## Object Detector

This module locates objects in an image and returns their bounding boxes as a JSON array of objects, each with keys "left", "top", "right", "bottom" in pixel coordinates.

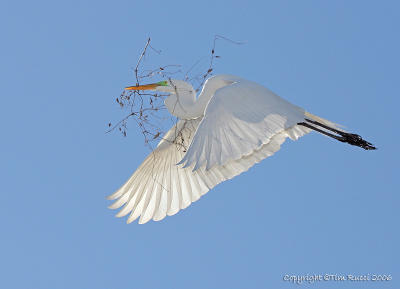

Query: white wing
[
  {"left": 179, "top": 80, "right": 310, "bottom": 171},
  {"left": 107, "top": 119, "right": 205, "bottom": 224},
  {"left": 107, "top": 82, "right": 320, "bottom": 224}
]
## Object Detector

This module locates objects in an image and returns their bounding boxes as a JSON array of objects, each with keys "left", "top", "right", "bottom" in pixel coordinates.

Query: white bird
[{"left": 108, "top": 74, "right": 375, "bottom": 224}]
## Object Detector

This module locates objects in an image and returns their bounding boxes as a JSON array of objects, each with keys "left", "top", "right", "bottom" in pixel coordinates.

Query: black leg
[
  {"left": 298, "top": 119, "right": 377, "bottom": 150},
  {"left": 297, "top": 122, "right": 343, "bottom": 141}
]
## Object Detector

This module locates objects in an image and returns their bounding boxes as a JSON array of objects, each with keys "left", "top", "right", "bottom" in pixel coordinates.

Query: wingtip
[
  {"left": 138, "top": 216, "right": 151, "bottom": 224},
  {"left": 115, "top": 210, "right": 128, "bottom": 218},
  {"left": 106, "top": 192, "right": 119, "bottom": 200},
  {"left": 126, "top": 212, "right": 141, "bottom": 224}
]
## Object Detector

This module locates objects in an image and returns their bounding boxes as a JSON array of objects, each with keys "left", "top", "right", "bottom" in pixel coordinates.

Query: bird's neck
[
  {"left": 165, "top": 75, "right": 238, "bottom": 119},
  {"left": 165, "top": 90, "right": 198, "bottom": 119},
  {"left": 192, "top": 83, "right": 216, "bottom": 116},
  {"left": 165, "top": 86, "right": 214, "bottom": 120},
  {"left": 187, "top": 78, "right": 228, "bottom": 118}
]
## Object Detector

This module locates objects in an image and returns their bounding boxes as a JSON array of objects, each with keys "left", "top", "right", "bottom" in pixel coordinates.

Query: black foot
[{"left": 337, "top": 132, "right": 376, "bottom": 150}]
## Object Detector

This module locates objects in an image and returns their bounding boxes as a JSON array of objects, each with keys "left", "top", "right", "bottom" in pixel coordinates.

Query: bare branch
[
  {"left": 134, "top": 37, "right": 151, "bottom": 85},
  {"left": 108, "top": 35, "right": 245, "bottom": 152}
]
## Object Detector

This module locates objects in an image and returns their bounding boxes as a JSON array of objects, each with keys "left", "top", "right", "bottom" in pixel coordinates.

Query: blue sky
[{"left": 1, "top": 0, "right": 399, "bottom": 288}]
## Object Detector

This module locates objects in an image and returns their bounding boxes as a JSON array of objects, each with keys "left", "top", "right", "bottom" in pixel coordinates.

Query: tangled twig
[{"left": 107, "top": 36, "right": 244, "bottom": 151}]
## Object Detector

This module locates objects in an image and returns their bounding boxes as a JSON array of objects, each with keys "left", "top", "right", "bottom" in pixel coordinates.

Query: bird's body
[{"left": 108, "top": 74, "right": 375, "bottom": 224}]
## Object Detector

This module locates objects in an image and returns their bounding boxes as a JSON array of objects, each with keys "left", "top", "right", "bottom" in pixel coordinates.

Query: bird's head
[
  {"left": 125, "top": 79, "right": 194, "bottom": 95},
  {"left": 125, "top": 79, "right": 197, "bottom": 119}
]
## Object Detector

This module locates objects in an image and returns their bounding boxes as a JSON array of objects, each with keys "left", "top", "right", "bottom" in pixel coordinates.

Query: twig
[
  {"left": 108, "top": 35, "right": 244, "bottom": 151},
  {"left": 134, "top": 38, "right": 151, "bottom": 85}
]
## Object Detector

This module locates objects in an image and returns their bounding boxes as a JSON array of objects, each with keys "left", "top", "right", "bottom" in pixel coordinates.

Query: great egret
[{"left": 108, "top": 74, "right": 375, "bottom": 224}]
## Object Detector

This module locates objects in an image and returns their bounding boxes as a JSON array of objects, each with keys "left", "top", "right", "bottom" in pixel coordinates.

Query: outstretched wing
[
  {"left": 108, "top": 117, "right": 311, "bottom": 224},
  {"left": 107, "top": 86, "right": 314, "bottom": 224},
  {"left": 107, "top": 119, "right": 204, "bottom": 224},
  {"left": 179, "top": 80, "right": 309, "bottom": 171}
]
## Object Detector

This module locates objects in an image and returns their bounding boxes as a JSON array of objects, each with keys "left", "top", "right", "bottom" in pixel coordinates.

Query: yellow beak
[{"left": 125, "top": 83, "right": 159, "bottom": 91}]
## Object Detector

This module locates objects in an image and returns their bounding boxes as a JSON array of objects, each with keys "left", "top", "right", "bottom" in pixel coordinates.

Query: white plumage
[{"left": 108, "top": 74, "right": 368, "bottom": 224}]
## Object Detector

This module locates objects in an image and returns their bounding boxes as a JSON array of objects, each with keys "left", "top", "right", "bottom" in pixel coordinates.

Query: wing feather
[
  {"left": 116, "top": 155, "right": 159, "bottom": 217},
  {"left": 167, "top": 148, "right": 180, "bottom": 215},
  {"left": 138, "top": 160, "right": 161, "bottom": 224},
  {"left": 151, "top": 149, "right": 170, "bottom": 221},
  {"left": 127, "top": 163, "right": 155, "bottom": 223},
  {"left": 165, "top": 144, "right": 174, "bottom": 214}
]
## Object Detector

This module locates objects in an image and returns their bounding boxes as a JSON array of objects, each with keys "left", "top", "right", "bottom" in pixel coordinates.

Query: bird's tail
[
  {"left": 304, "top": 112, "right": 343, "bottom": 131},
  {"left": 299, "top": 112, "right": 376, "bottom": 150}
]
